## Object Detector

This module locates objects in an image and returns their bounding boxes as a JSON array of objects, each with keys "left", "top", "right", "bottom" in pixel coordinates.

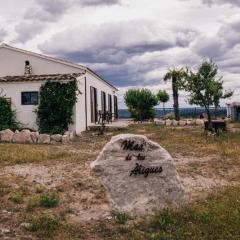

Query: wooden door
[
  {"left": 101, "top": 91, "right": 106, "bottom": 114},
  {"left": 114, "top": 96, "right": 118, "bottom": 119},
  {"left": 90, "top": 86, "right": 98, "bottom": 123},
  {"left": 108, "top": 94, "right": 112, "bottom": 114}
]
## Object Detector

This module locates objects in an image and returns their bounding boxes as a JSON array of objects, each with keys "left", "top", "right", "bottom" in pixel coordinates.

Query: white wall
[
  {"left": 0, "top": 47, "right": 85, "bottom": 76},
  {"left": 0, "top": 81, "right": 42, "bottom": 130},
  {"left": 0, "top": 47, "right": 118, "bottom": 134},
  {"left": 85, "top": 72, "right": 117, "bottom": 126}
]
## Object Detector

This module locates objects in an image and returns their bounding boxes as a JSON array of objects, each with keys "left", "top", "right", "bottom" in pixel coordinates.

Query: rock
[
  {"left": 172, "top": 120, "right": 179, "bottom": 126},
  {"left": 12, "top": 131, "right": 33, "bottom": 144},
  {"left": 91, "top": 134, "right": 186, "bottom": 215},
  {"left": 62, "top": 135, "right": 70, "bottom": 144},
  {"left": 196, "top": 119, "right": 204, "bottom": 126},
  {"left": 20, "top": 222, "right": 32, "bottom": 229},
  {"left": 21, "top": 129, "right": 31, "bottom": 134},
  {"left": 165, "top": 119, "right": 172, "bottom": 126},
  {"left": 69, "top": 132, "right": 75, "bottom": 141},
  {"left": 1, "top": 228, "right": 10, "bottom": 233},
  {"left": 64, "top": 131, "right": 70, "bottom": 137},
  {"left": 31, "top": 132, "right": 39, "bottom": 144},
  {"left": 179, "top": 120, "right": 187, "bottom": 126},
  {"left": 155, "top": 120, "right": 165, "bottom": 126},
  {"left": 38, "top": 134, "right": 50, "bottom": 144},
  {"left": 0, "top": 129, "right": 14, "bottom": 142},
  {"left": 186, "top": 120, "right": 193, "bottom": 126},
  {"left": 51, "top": 134, "right": 62, "bottom": 142},
  {"left": 15, "top": 130, "right": 19, "bottom": 134},
  {"left": 50, "top": 140, "right": 58, "bottom": 145}
]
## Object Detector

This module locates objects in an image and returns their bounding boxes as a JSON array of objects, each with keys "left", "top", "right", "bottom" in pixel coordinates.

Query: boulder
[
  {"left": 196, "top": 119, "right": 204, "bottom": 126},
  {"left": 62, "top": 135, "right": 70, "bottom": 144},
  {"left": 186, "top": 120, "right": 193, "bottom": 126},
  {"left": 50, "top": 140, "right": 58, "bottom": 145},
  {"left": 31, "top": 132, "right": 39, "bottom": 144},
  {"left": 172, "top": 120, "right": 179, "bottom": 126},
  {"left": 179, "top": 120, "right": 187, "bottom": 126},
  {"left": 51, "top": 134, "right": 62, "bottom": 142},
  {"left": 12, "top": 131, "right": 33, "bottom": 144},
  {"left": 21, "top": 129, "right": 31, "bottom": 134},
  {"left": 64, "top": 131, "right": 70, "bottom": 137},
  {"left": 69, "top": 132, "right": 75, "bottom": 141},
  {"left": 165, "top": 119, "right": 172, "bottom": 126},
  {"left": 91, "top": 134, "right": 186, "bottom": 215},
  {"left": 38, "top": 134, "right": 50, "bottom": 144},
  {"left": 0, "top": 129, "right": 14, "bottom": 142},
  {"left": 155, "top": 120, "right": 165, "bottom": 126}
]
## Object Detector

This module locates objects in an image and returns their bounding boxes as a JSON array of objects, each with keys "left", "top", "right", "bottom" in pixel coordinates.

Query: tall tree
[
  {"left": 157, "top": 90, "right": 169, "bottom": 115},
  {"left": 184, "top": 60, "right": 233, "bottom": 127},
  {"left": 164, "top": 68, "right": 185, "bottom": 121}
]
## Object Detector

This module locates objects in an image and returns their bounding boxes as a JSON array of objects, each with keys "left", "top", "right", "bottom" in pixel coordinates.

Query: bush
[
  {"left": 36, "top": 80, "right": 78, "bottom": 134},
  {"left": 0, "top": 97, "right": 19, "bottom": 130},
  {"left": 39, "top": 194, "right": 59, "bottom": 208},
  {"left": 124, "top": 89, "right": 158, "bottom": 121}
]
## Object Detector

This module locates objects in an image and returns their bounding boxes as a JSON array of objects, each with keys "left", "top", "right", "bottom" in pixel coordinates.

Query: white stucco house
[{"left": 0, "top": 43, "right": 118, "bottom": 135}]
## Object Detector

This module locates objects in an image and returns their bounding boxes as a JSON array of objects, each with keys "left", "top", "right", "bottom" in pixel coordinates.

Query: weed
[
  {"left": 27, "top": 196, "right": 40, "bottom": 211},
  {"left": 35, "top": 184, "right": 45, "bottom": 194},
  {"left": 113, "top": 212, "right": 130, "bottom": 225},
  {"left": 0, "top": 181, "right": 10, "bottom": 197},
  {"left": 39, "top": 194, "right": 59, "bottom": 208},
  {"left": 9, "top": 191, "right": 24, "bottom": 204},
  {"left": 28, "top": 214, "right": 60, "bottom": 237}
]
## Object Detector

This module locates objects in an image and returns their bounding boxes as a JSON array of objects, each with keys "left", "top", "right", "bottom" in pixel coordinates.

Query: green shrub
[
  {"left": 124, "top": 89, "right": 158, "bottom": 121},
  {"left": 39, "top": 194, "right": 59, "bottom": 208},
  {"left": 36, "top": 80, "right": 78, "bottom": 134},
  {"left": 0, "top": 97, "right": 19, "bottom": 130}
]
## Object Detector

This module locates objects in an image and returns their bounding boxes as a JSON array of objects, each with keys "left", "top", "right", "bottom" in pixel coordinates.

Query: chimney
[{"left": 24, "top": 60, "right": 32, "bottom": 76}]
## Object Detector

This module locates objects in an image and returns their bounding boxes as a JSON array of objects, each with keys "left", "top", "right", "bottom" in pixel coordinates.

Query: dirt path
[{"left": 1, "top": 153, "right": 239, "bottom": 224}]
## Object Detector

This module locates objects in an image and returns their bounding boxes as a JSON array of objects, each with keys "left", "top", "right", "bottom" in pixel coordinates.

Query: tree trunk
[
  {"left": 172, "top": 78, "right": 180, "bottom": 121},
  {"left": 206, "top": 107, "right": 212, "bottom": 131},
  {"left": 214, "top": 105, "right": 217, "bottom": 118},
  {"left": 163, "top": 102, "right": 165, "bottom": 116}
]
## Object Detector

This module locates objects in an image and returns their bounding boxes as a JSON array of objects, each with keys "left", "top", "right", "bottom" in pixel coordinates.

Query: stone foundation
[{"left": 0, "top": 129, "right": 75, "bottom": 144}]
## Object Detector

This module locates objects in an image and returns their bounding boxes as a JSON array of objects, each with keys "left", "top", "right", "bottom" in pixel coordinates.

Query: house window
[{"left": 21, "top": 92, "right": 39, "bottom": 105}]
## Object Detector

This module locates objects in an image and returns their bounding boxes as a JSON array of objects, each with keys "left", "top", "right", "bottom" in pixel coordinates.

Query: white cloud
[{"left": 0, "top": 0, "right": 239, "bottom": 107}]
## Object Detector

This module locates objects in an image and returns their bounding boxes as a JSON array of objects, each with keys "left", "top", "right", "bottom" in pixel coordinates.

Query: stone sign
[{"left": 90, "top": 134, "right": 186, "bottom": 215}]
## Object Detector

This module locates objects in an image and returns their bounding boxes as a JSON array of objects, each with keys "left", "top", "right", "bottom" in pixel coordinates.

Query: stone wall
[
  {"left": 154, "top": 119, "right": 205, "bottom": 126},
  {"left": 0, "top": 129, "right": 75, "bottom": 144}
]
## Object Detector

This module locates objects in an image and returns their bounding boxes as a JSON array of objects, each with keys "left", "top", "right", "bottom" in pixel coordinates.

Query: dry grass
[{"left": 0, "top": 124, "right": 240, "bottom": 239}]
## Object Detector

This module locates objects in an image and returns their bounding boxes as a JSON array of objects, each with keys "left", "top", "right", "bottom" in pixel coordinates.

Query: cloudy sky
[{"left": 0, "top": 0, "right": 240, "bottom": 108}]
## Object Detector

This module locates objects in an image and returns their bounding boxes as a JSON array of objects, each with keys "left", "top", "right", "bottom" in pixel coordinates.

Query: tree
[
  {"left": 0, "top": 97, "right": 19, "bottom": 130},
  {"left": 124, "top": 89, "right": 158, "bottom": 121},
  {"left": 164, "top": 68, "right": 185, "bottom": 121},
  {"left": 157, "top": 90, "right": 169, "bottom": 115},
  {"left": 184, "top": 60, "right": 233, "bottom": 127}
]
